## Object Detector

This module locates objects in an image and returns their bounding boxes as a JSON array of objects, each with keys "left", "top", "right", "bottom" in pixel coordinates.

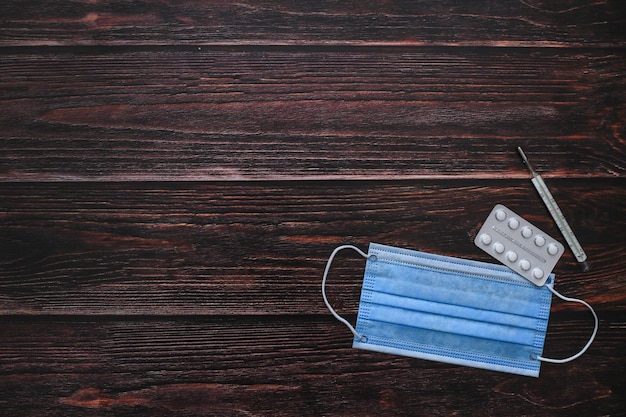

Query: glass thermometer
[{"left": 517, "top": 147, "right": 591, "bottom": 272}]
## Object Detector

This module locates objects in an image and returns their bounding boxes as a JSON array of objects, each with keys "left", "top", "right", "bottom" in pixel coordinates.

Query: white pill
[
  {"left": 506, "top": 251, "right": 518, "bottom": 262},
  {"left": 475, "top": 204, "right": 565, "bottom": 286},
  {"left": 547, "top": 243, "right": 559, "bottom": 256},
  {"left": 521, "top": 226, "right": 533, "bottom": 238},
  {"left": 493, "top": 242, "right": 505, "bottom": 254},
  {"left": 519, "top": 259, "right": 531, "bottom": 271},
  {"left": 534, "top": 235, "right": 546, "bottom": 247}
]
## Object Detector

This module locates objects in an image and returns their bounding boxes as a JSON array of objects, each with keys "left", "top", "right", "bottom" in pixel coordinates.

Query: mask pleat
[{"left": 353, "top": 243, "right": 553, "bottom": 377}]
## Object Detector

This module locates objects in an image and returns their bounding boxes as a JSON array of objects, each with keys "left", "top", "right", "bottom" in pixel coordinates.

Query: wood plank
[
  {"left": 0, "top": 316, "right": 624, "bottom": 416},
  {"left": 1, "top": 180, "right": 624, "bottom": 315},
  {"left": 0, "top": 0, "right": 624, "bottom": 47},
  {"left": 2, "top": 1, "right": 624, "bottom": 416},
  {"left": 1, "top": 48, "right": 625, "bottom": 181}
]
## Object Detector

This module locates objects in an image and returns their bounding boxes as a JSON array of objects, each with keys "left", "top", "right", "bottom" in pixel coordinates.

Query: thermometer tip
[
  {"left": 580, "top": 260, "right": 592, "bottom": 272},
  {"left": 517, "top": 147, "right": 528, "bottom": 163},
  {"left": 517, "top": 146, "right": 537, "bottom": 177}
]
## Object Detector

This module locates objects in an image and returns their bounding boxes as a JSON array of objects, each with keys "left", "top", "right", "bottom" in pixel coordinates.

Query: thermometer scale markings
[{"left": 517, "top": 147, "right": 590, "bottom": 271}]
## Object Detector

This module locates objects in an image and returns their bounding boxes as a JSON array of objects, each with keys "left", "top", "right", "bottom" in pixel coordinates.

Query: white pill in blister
[
  {"left": 534, "top": 235, "right": 546, "bottom": 247},
  {"left": 506, "top": 251, "right": 518, "bottom": 262},
  {"left": 493, "top": 242, "right": 505, "bottom": 254},
  {"left": 521, "top": 226, "right": 533, "bottom": 238},
  {"left": 547, "top": 243, "right": 559, "bottom": 256},
  {"left": 474, "top": 205, "right": 565, "bottom": 287},
  {"left": 519, "top": 259, "right": 531, "bottom": 271},
  {"left": 508, "top": 218, "right": 520, "bottom": 230}
]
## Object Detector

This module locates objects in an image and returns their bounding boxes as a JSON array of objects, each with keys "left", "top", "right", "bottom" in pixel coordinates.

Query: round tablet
[
  {"left": 508, "top": 218, "right": 520, "bottom": 230},
  {"left": 547, "top": 243, "right": 559, "bottom": 256},
  {"left": 479, "top": 233, "right": 492, "bottom": 245},
  {"left": 532, "top": 268, "right": 544, "bottom": 280},
  {"left": 521, "top": 226, "right": 533, "bottom": 238},
  {"left": 495, "top": 209, "right": 506, "bottom": 221},
  {"left": 534, "top": 235, "right": 546, "bottom": 247},
  {"left": 493, "top": 242, "right": 505, "bottom": 254},
  {"left": 506, "top": 251, "right": 518, "bottom": 262},
  {"left": 519, "top": 259, "right": 531, "bottom": 271}
]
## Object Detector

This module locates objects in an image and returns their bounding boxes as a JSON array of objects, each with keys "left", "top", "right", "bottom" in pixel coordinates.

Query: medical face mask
[{"left": 322, "top": 243, "right": 597, "bottom": 377}]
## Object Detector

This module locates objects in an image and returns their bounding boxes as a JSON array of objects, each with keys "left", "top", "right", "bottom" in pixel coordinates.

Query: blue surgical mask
[{"left": 322, "top": 243, "right": 597, "bottom": 377}]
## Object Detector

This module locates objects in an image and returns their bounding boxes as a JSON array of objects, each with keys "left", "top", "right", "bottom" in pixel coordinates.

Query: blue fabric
[{"left": 352, "top": 243, "right": 553, "bottom": 377}]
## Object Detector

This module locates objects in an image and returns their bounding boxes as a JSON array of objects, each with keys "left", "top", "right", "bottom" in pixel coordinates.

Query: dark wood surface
[{"left": 1, "top": 1, "right": 625, "bottom": 416}]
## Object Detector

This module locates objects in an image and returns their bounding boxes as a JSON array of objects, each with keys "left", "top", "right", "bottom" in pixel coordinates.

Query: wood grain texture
[
  {"left": 1, "top": 180, "right": 624, "bottom": 315},
  {"left": 2, "top": 0, "right": 626, "bottom": 416},
  {"left": 0, "top": 0, "right": 624, "bottom": 47},
  {"left": 0, "top": 317, "right": 624, "bottom": 417},
  {"left": 1, "top": 48, "right": 624, "bottom": 181}
]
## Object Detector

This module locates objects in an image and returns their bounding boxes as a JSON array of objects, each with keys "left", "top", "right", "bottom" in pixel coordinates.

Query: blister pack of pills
[{"left": 474, "top": 204, "right": 564, "bottom": 286}]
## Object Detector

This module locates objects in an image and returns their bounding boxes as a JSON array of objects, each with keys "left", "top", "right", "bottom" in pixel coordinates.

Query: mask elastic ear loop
[
  {"left": 321, "top": 245, "right": 370, "bottom": 342},
  {"left": 534, "top": 286, "right": 599, "bottom": 364}
]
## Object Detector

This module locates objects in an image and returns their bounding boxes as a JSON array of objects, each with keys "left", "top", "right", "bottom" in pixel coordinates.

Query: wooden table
[{"left": 1, "top": 1, "right": 625, "bottom": 415}]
